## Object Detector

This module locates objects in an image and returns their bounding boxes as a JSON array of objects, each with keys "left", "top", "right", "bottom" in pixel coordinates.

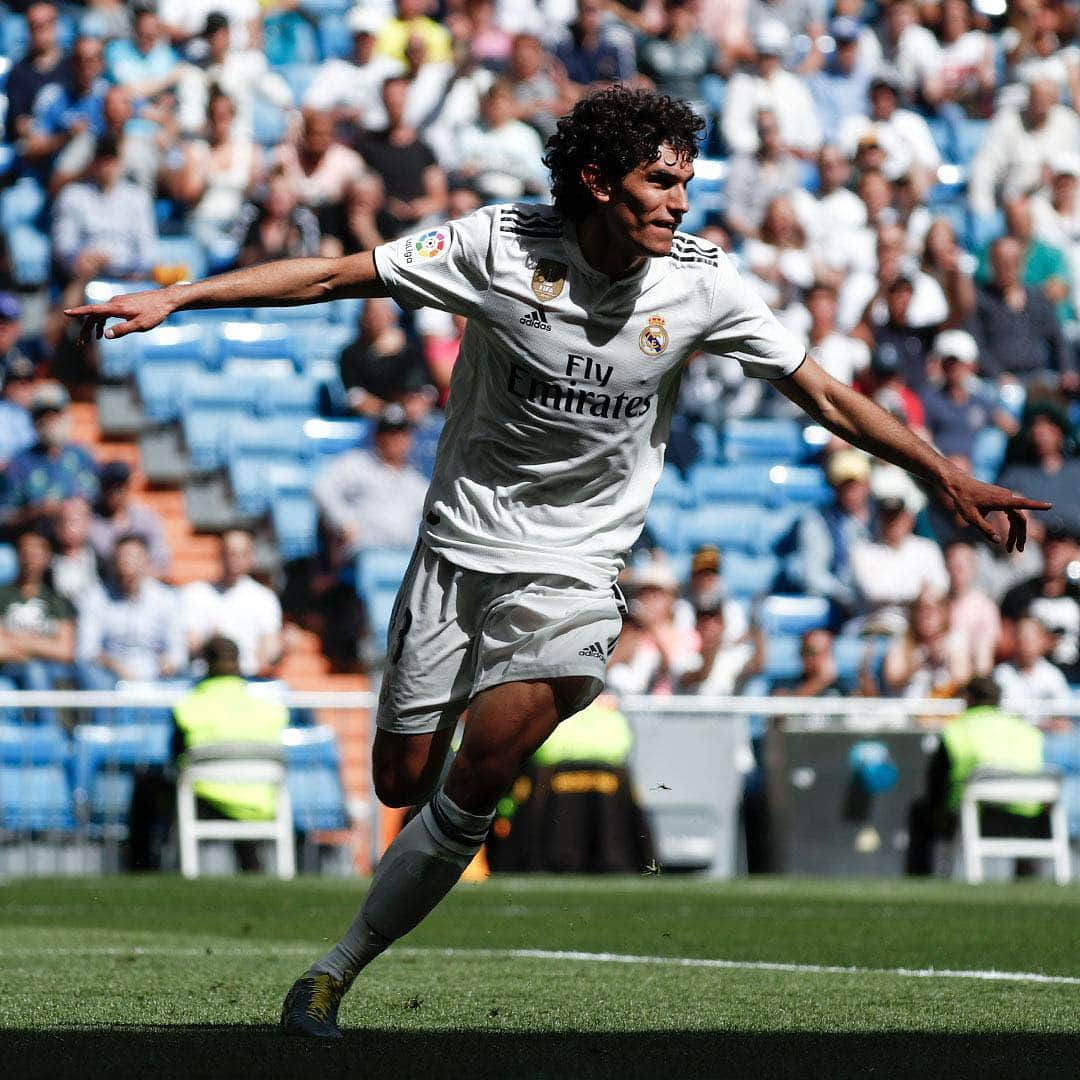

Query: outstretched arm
[
  {"left": 65, "top": 250, "right": 389, "bottom": 343},
  {"left": 773, "top": 355, "right": 1051, "bottom": 551}
]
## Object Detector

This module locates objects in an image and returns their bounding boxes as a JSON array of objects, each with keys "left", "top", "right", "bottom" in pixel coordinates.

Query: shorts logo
[
  {"left": 531, "top": 259, "right": 566, "bottom": 302},
  {"left": 578, "top": 641, "right": 606, "bottom": 660},
  {"left": 414, "top": 229, "right": 449, "bottom": 259},
  {"left": 520, "top": 306, "right": 551, "bottom": 331},
  {"left": 638, "top": 315, "right": 669, "bottom": 357}
]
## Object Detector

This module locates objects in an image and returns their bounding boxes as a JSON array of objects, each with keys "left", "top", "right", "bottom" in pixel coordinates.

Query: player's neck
[{"left": 575, "top": 216, "right": 647, "bottom": 280}]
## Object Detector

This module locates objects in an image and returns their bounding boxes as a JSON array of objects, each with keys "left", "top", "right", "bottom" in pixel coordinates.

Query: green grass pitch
[{"left": 1, "top": 874, "right": 1077, "bottom": 1078}]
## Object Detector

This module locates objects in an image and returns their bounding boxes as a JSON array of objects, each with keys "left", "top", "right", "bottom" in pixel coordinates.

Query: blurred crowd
[{"left": 1, "top": 0, "right": 1080, "bottom": 707}]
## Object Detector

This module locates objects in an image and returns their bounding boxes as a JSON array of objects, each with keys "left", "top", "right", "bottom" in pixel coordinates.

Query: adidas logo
[
  {"left": 578, "top": 641, "right": 606, "bottom": 660},
  {"left": 519, "top": 307, "right": 551, "bottom": 331}
]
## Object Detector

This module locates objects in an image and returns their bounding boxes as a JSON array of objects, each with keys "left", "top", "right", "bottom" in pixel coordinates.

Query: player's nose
[{"left": 669, "top": 184, "right": 690, "bottom": 216}]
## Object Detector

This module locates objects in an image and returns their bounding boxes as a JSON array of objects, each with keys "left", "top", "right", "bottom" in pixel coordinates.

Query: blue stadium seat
[
  {"left": 229, "top": 458, "right": 314, "bottom": 517},
  {"left": 272, "top": 494, "right": 319, "bottom": 560},
  {"left": 644, "top": 502, "right": 683, "bottom": 552},
  {"left": 283, "top": 726, "right": 349, "bottom": 831},
  {"left": 152, "top": 236, "right": 207, "bottom": 282},
  {"left": 317, "top": 15, "right": 353, "bottom": 60},
  {"left": 293, "top": 323, "right": 354, "bottom": 369},
  {"left": 225, "top": 415, "right": 311, "bottom": 465},
  {"left": 0, "top": 724, "right": 74, "bottom": 831},
  {"left": 280, "top": 62, "right": 320, "bottom": 101},
  {"left": 8, "top": 224, "right": 50, "bottom": 286},
  {"left": 327, "top": 297, "right": 365, "bottom": 324},
  {"left": 762, "top": 635, "right": 802, "bottom": 682},
  {"left": 251, "top": 305, "right": 331, "bottom": 324},
  {"left": 252, "top": 98, "right": 288, "bottom": 146},
  {"left": 356, "top": 548, "right": 413, "bottom": 604},
  {"left": 367, "top": 586, "right": 399, "bottom": 654},
  {"left": 971, "top": 426, "right": 1008, "bottom": 483},
  {"left": 222, "top": 357, "right": 297, "bottom": 380},
  {"left": 723, "top": 552, "right": 779, "bottom": 598},
  {"left": 409, "top": 414, "right": 445, "bottom": 478},
  {"left": 216, "top": 321, "right": 294, "bottom": 361},
  {"left": 181, "top": 375, "right": 263, "bottom": 470},
  {"left": 769, "top": 465, "right": 831, "bottom": 507},
  {"left": 72, "top": 724, "right": 171, "bottom": 832},
  {"left": 136, "top": 359, "right": 206, "bottom": 422},
  {"left": 0, "top": 544, "right": 16, "bottom": 587},
  {"left": 953, "top": 117, "right": 988, "bottom": 165},
  {"left": 680, "top": 503, "right": 771, "bottom": 555},
  {"left": 303, "top": 417, "right": 371, "bottom": 456},
  {"left": 722, "top": 419, "right": 806, "bottom": 464},
  {"left": 299, "top": 0, "right": 352, "bottom": 16},
  {"left": 691, "top": 422, "right": 721, "bottom": 464},
  {"left": 141, "top": 323, "right": 209, "bottom": 364},
  {"left": 261, "top": 376, "right": 321, "bottom": 416},
  {"left": 0, "top": 177, "right": 46, "bottom": 230},
  {"left": 757, "top": 595, "right": 830, "bottom": 637},
  {"left": 833, "top": 636, "right": 888, "bottom": 686},
  {"left": 689, "top": 463, "right": 774, "bottom": 506},
  {"left": 652, "top": 464, "right": 694, "bottom": 508}
]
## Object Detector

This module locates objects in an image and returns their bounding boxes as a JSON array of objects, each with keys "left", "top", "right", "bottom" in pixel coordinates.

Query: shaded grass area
[{"left": 0, "top": 876, "right": 1077, "bottom": 1078}]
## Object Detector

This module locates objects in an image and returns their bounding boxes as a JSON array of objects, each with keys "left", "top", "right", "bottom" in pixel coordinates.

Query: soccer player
[{"left": 67, "top": 88, "right": 1048, "bottom": 1039}]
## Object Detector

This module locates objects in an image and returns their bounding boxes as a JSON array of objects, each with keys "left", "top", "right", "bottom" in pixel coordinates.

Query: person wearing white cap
[
  {"left": 721, "top": 19, "right": 821, "bottom": 156},
  {"left": 1031, "top": 152, "right": 1080, "bottom": 317},
  {"left": 921, "top": 329, "right": 1018, "bottom": 463},
  {"left": 302, "top": 9, "right": 405, "bottom": 129}
]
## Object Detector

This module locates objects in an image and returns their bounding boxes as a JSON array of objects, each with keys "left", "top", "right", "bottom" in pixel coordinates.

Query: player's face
[{"left": 610, "top": 144, "right": 694, "bottom": 259}]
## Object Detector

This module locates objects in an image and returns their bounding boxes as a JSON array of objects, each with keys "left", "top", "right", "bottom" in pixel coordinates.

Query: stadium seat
[
  {"left": 181, "top": 375, "right": 263, "bottom": 470},
  {"left": 721, "top": 419, "right": 806, "bottom": 464},
  {"left": 691, "top": 422, "right": 721, "bottom": 464},
  {"left": 680, "top": 503, "right": 771, "bottom": 555},
  {"left": 356, "top": 548, "right": 414, "bottom": 604},
  {"left": 216, "top": 321, "right": 294, "bottom": 361},
  {"left": 261, "top": 376, "right": 321, "bottom": 416},
  {"left": 303, "top": 417, "right": 371, "bottom": 456},
  {"left": 225, "top": 415, "right": 312, "bottom": 465},
  {"left": 136, "top": 359, "right": 206, "bottom": 422},
  {"left": 282, "top": 725, "right": 350, "bottom": 832},
  {"left": 644, "top": 501, "right": 683, "bottom": 552},
  {"left": 252, "top": 98, "right": 288, "bottom": 146},
  {"left": 8, "top": 224, "right": 50, "bottom": 286},
  {"left": 152, "top": 236, "right": 207, "bottom": 282},
  {"left": 0, "top": 724, "right": 74, "bottom": 831},
  {"left": 317, "top": 14, "right": 352, "bottom": 60},
  {"left": 328, "top": 297, "right": 365, "bottom": 324},
  {"left": 722, "top": 552, "right": 779, "bottom": 598},
  {"left": 222, "top": 357, "right": 296, "bottom": 380},
  {"left": 761, "top": 635, "right": 802, "bottom": 682},
  {"left": 689, "top": 463, "right": 774, "bottom": 506},
  {"left": 971, "top": 426, "right": 1008, "bottom": 483},
  {"left": 367, "top": 585, "right": 400, "bottom": 653},
  {"left": 0, "top": 544, "right": 16, "bottom": 587},
  {"left": 251, "top": 305, "right": 330, "bottom": 324},
  {"left": 0, "top": 176, "right": 46, "bottom": 230},
  {"left": 769, "top": 465, "right": 831, "bottom": 507},
  {"left": 651, "top": 464, "right": 694, "bottom": 509},
  {"left": 280, "top": 62, "right": 320, "bottom": 101},
  {"left": 409, "top": 414, "right": 445, "bottom": 478},
  {"left": 757, "top": 595, "right": 830, "bottom": 637},
  {"left": 71, "top": 724, "right": 171, "bottom": 833},
  {"left": 272, "top": 494, "right": 319, "bottom": 560}
]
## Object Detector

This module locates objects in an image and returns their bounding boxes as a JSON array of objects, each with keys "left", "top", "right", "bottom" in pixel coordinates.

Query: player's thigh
[
  {"left": 371, "top": 725, "right": 456, "bottom": 808},
  {"left": 443, "top": 676, "right": 592, "bottom": 814}
]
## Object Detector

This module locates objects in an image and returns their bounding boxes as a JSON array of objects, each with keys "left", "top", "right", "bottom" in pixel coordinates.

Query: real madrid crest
[
  {"left": 531, "top": 259, "right": 566, "bottom": 302},
  {"left": 638, "top": 315, "right": 669, "bottom": 357}
]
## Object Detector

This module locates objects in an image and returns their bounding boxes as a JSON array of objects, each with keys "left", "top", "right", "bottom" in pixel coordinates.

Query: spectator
[
  {"left": 1032, "top": 152, "right": 1080, "bottom": 317},
  {"left": 451, "top": 81, "right": 547, "bottom": 201},
  {"left": 170, "top": 89, "right": 260, "bottom": 255},
  {"left": 743, "top": 195, "right": 816, "bottom": 314},
  {"left": 860, "top": 345, "right": 927, "bottom": 436},
  {"left": 88, "top": 461, "right": 170, "bottom": 577},
  {"left": 129, "top": 634, "right": 289, "bottom": 872},
  {"left": 555, "top": 0, "right": 633, "bottom": 88},
  {"left": 994, "top": 614, "right": 1071, "bottom": 717},
  {"left": 785, "top": 448, "right": 873, "bottom": 622},
  {"left": 4, "top": 2, "right": 71, "bottom": 146},
  {"left": 319, "top": 175, "right": 396, "bottom": 258},
  {"left": 376, "top": 0, "right": 453, "bottom": 66},
  {"left": 673, "top": 543, "right": 749, "bottom": 644},
  {"left": 996, "top": 405, "right": 1080, "bottom": 539},
  {"left": 724, "top": 110, "right": 803, "bottom": 240},
  {"left": 0, "top": 526, "right": 76, "bottom": 695},
  {"left": 51, "top": 133, "right": 158, "bottom": 299},
  {"left": 24, "top": 35, "right": 108, "bottom": 175},
  {"left": 159, "top": 0, "right": 261, "bottom": 50},
  {"left": 182, "top": 529, "right": 282, "bottom": 677},
  {"left": 105, "top": 7, "right": 183, "bottom": 102},
  {"left": 850, "top": 486, "right": 949, "bottom": 636},
  {"left": 232, "top": 170, "right": 322, "bottom": 268},
  {"left": 799, "top": 281, "right": 870, "bottom": 387},
  {"left": 924, "top": 0, "right": 996, "bottom": 118},
  {"left": 338, "top": 298, "right": 434, "bottom": 420},
  {"left": 979, "top": 192, "right": 1074, "bottom": 323},
  {"left": 273, "top": 109, "right": 367, "bottom": 229},
  {"left": 76, "top": 533, "right": 186, "bottom": 687},
  {"left": 503, "top": 32, "right": 571, "bottom": 142},
  {"left": 919, "top": 217, "right": 977, "bottom": 327},
  {"left": 464, "top": 0, "right": 512, "bottom": 68},
  {"left": 637, "top": 0, "right": 718, "bottom": 115},
  {"left": 808, "top": 16, "right": 873, "bottom": 143},
  {"left": 355, "top": 76, "right": 449, "bottom": 238},
  {"left": 770, "top": 628, "right": 844, "bottom": 697},
  {"left": 312, "top": 405, "right": 429, "bottom": 557},
  {"left": 1000, "top": 521, "right": 1080, "bottom": 682},
  {"left": 921, "top": 330, "right": 1017, "bottom": 461},
  {"left": 792, "top": 145, "right": 867, "bottom": 270},
  {"left": 302, "top": 9, "right": 404, "bottom": 130},
  {"left": 883, "top": 590, "right": 971, "bottom": 698},
  {"left": 722, "top": 20, "right": 820, "bottom": 157},
  {"left": 945, "top": 538, "right": 1001, "bottom": 676},
  {"left": 839, "top": 72, "right": 941, "bottom": 197},
  {"left": 973, "top": 236, "right": 1073, "bottom": 389},
  {"left": 177, "top": 12, "right": 294, "bottom": 138},
  {"left": 878, "top": 0, "right": 942, "bottom": 100},
  {"left": 906, "top": 675, "right": 1050, "bottom": 877},
  {"left": 0, "top": 384, "right": 99, "bottom": 530},
  {"left": 0, "top": 306, "right": 37, "bottom": 470},
  {"left": 677, "top": 592, "right": 762, "bottom": 695},
  {"left": 51, "top": 495, "right": 102, "bottom": 609},
  {"left": 968, "top": 78, "right": 1080, "bottom": 220}
]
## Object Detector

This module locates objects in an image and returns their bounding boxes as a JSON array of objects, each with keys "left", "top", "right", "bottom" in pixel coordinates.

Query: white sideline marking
[{"left": 1, "top": 944, "right": 1077, "bottom": 987}]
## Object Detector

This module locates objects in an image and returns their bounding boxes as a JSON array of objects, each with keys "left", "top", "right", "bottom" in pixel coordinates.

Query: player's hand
[
  {"left": 935, "top": 470, "right": 1051, "bottom": 552},
  {"left": 65, "top": 288, "right": 178, "bottom": 347}
]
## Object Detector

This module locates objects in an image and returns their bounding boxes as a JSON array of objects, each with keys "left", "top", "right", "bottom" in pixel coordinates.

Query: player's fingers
[
  {"left": 63, "top": 303, "right": 110, "bottom": 317},
  {"left": 1005, "top": 508, "right": 1027, "bottom": 553},
  {"left": 962, "top": 502, "right": 1000, "bottom": 545},
  {"left": 103, "top": 318, "right": 141, "bottom": 340},
  {"left": 1001, "top": 496, "right": 1053, "bottom": 512}
]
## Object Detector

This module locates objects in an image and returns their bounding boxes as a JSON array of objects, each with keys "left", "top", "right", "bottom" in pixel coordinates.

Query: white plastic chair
[
  {"left": 177, "top": 742, "right": 295, "bottom": 880},
  {"left": 960, "top": 769, "right": 1070, "bottom": 885}
]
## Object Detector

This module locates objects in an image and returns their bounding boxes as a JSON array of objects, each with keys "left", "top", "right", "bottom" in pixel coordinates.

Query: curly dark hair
[{"left": 543, "top": 86, "right": 705, "bottom": 223}]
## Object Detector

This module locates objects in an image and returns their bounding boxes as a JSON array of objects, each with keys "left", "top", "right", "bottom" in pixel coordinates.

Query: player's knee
[{"left": 373, "top": 766, "right": 435, "bottom": 808}]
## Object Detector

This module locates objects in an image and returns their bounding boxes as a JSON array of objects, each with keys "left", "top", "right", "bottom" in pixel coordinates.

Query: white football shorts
[{"left": 375, "top": 541, "right": 625, "bottom": 734}]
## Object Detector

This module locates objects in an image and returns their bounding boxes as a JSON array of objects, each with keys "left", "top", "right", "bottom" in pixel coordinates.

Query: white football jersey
[{"left": 373, "top": 203, "right": 805, "bottom": 587}]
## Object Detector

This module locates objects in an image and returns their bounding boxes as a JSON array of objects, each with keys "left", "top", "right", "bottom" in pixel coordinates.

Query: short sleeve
[
  {"left": 698, "top": 253, "right": 807, "bottom": 379},
  {"left": 372, "top": 206, "right": 496, "bottom": 317}
]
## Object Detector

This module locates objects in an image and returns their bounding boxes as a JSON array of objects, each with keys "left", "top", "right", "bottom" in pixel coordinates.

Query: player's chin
[{"left": 640, "top": 227, "right": 677, "bottom": 257}]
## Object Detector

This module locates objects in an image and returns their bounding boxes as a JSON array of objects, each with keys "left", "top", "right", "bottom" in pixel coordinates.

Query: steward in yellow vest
[
  {"left": 173, "top": 636, "right": 288, "bottom": 822},
  {"left": 907, "top": 675, "right": 1050, "bottom": 876}
]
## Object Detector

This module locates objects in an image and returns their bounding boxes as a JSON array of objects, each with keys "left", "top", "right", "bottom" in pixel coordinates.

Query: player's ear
[{"left": 580, "top": 163, "right": 612, "bottom": 205}]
